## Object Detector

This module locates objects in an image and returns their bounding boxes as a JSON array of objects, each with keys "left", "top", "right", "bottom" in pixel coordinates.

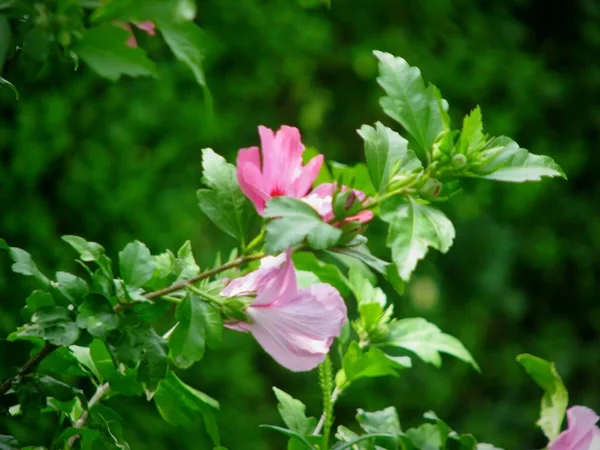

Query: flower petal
[
  {"left": 253, "top": 249, "right": 297, "bottom": 306},
  {"left": 550, "top": 406, "right": 600, "bottom": 450},
  {"left": 237, "top": 147, "right": 270, "bottom": 214},
  {"left": 245, "top": 282, "right": 347, "bottom": 371},
  {"left": 290, "top": 154, "right": 324, "bottom": 198},
  {"left": 136, "top": 21, "right": 156, "bottom": 36},
  {"left": 220, "top": 253, "right": 287, "bottom": 298}
]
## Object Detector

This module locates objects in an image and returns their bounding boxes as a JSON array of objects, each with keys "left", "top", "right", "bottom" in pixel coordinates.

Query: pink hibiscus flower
[
  {"left": 302, "top": 182, "right": 374, "bottom": 224},
  {"left": 550, "top": 406, "right": 600, "bottom": 450},
  {"left": 236, "top": 126, "right": 324, "bottom": 215},
  {"left": 220, "top": 250, "right": 347, "bottom": 371}
]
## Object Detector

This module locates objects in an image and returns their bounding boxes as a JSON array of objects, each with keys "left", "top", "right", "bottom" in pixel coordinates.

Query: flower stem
[
  {"left": 315, "top": 357, "right": 338, "bottom": 448},
  {"left": 187, "top": 285, "right": 223, "bottom": 306}
]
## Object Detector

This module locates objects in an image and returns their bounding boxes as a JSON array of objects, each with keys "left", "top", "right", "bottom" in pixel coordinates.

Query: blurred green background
[{"left": 1, "top": 0, "right": 599, "bottom": 448}]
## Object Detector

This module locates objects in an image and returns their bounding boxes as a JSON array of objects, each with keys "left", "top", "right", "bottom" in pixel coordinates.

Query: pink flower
[
  {"left": 550, "top": 406, "right": 600, "bottom": 450},
  {"left": 115, "top": 21, "right": 156, "bottom": 48},
  {"left": 237, "top": 126, "right": 324, "bottom": 215},
  {"left": 220, "top": 250, "right": 347, "bottom": 371},
  {"left": 302, "top": 183, "right": 374, "bottom": 224}
]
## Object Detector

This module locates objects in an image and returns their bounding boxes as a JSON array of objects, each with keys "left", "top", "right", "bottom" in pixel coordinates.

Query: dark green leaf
[
  {"left": 90, "top": 403, "right": 130, "bottom": 449},
  {"left": 374, "top": 50, "right": 443, "bottom": 158},
  {"left": 23, "top": 290, "right": 55, "bottom": 320},
  {"left": 154, "top": 371, "right": 220, "bottom": 445},
  {"left": 272, "top": 387, "right": 312, "bottom": 435},
  {"left": 19, "top": 306, "right": 80, "bottom": 346},
  {"left": 358, "top": 122, "right": 421, "bottom": 193},
  {"left": 169, "top": 295, "right": 213, "bottom": 369},
  {"left": 383, "top": 318, "right": 479, "bottom": 371},
  {"left": 76, "top": 25, "right": 157, "bottom": 81},
  {"left": 516, "top": 353, "right": 568, "bottom": 441},
  {"left": 0, "top": 76, "right": 18, "bottom": 100},
  {"left": 119, "top": 240, "right": 155, "bottom": 288},
  {"left": 264, "top": 197, "right": 342, "bottom": 253},
  {"left": 197, "top": 148, "right": 258, "bottom": 244},
  {"left": 56, "top": 271, "right": 89, "bottom": 304},
  {"left": 90, "top": 339, "right": 143, "bottom": 396},
  {"left": 159, "top": 20, "right": 206, "bottom": 86},
  {"left": 76, "top": 294, "right": 120, "bottom": 338},
  {"left": 22, "top": 27, "right": 50, "bottom": 62},
  {"left": 0, "top": 16, "right": 10, "bottom": 71},
  {"left": 92, "top": 0, "right": 195, "bottom": 23},
  {"left": 381, "top": 197, "right": 455, "bottom": 281},
  {"left": 38, "top": 375, "right": 81, "bottom": 401}
]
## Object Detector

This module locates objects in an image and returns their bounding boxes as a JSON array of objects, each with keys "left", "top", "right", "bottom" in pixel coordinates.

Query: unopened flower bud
[
  {"left": 451, "top": 153, "right": 468, "bottom": 169},
  {"left": 419, "top": 178, "right": 442, "bottom": 199}
]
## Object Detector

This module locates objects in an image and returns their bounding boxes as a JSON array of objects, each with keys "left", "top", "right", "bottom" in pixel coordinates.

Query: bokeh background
[{"left": 1, "top": 0, "right": 599, "bottom": 448}]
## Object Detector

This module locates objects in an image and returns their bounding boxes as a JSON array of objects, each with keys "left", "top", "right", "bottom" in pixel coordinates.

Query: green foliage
[
  {"left": 197, "top": 148, "right": 258, "bottom": 245},
  {"left": 517, "top": 354, "right": 568, "bottom": 442},
  {"left": 272, "top": 387, "right": 315, "bottom": 435},
  {"left": 119, "top": 241, "right": 156, "bottom": 288},
  {"left": 382, "top": 318, "right": 479, "bottom": 371},
  {"left": 159, "top": 21, "right": 207, "bottom": 87},
  {"left": 76, "top": 25, "right": 157, "bottom": 81},
  {"left": 264, "top": 197, "right": 342, "bottom": 253},
  {"left": 76, "top": 294, "right": 119, "bottom": 338},
  {"left": 338, "top": 342, "right": 410, "bottom": 387},
  {"left": 92, "top": 0, "right": 196, "bottom": 24},
  {"left": 18, "top": 306, "right": 80, "bottom": 346},
  {"left": 154, "top": 371, "right": 220, "bottom": 445},
  {"left": 0, "top": 240, "right": 49, "bottom": 287},
  {"left": 380, "top": 197, "right": 455, "bottom": 281}
]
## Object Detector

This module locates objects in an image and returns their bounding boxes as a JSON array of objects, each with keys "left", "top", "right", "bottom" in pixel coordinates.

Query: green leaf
[
  {"left": 470, "top": 136, "right": 565, "bottom": 182},
  {"left": 358, "top": 122, "right": 421, "bottom": 193},
  {"left": 272, "top": 387, "right": 312, "bottom": 435},
  {"left": 197, "top": 148, "right": 258, "bottom": 245},
  {"left": 90, "top": 339, "right": 143, "bottom": 396},
  {"left": 76, "top": 294, "right": 120, "bottom": 338},
  {"left": 62, "top": 235, "right": 105, "bottom": 262},
  {"left": 56, "top": 271, "right": 89, "bottom": 304},
  {"left": 174, "top": 240, "right": 200, "bottom": 282},
  {"left": 381, "top": 197, "right": 455, "bottom": 281},
  {"left": 457, "top": 106, "right": 485, "bottom": 156},
  {"left": 0, "top": 435, "right": 20, "bottom": 450},
  {"left": 23, "top": 290, "right": 55, "bottom": 320},
  {"left": 516, "top": 353, "right": 568, "bottom": 442},
  {"left": 90, "top": 403, "right": 130, "bottom": 449},
  {"left": 1, "top": 243, "right": 50, "bottom": 286},
  {"left": 331, "top": 433, "right": 399, "bottom": 450},
  {"left": 154, "top": 371, "right": 220, "bottom": 445},
  {"left": 119, "top": 240, "right": 155, "bottom": 288},
  {"left": 0, "top": 16, "right": 10, "bottom": 71},
  {"left": 169, "top": 294, "right": 223, "bottom": 369},
  {"left": 356, "top": 407, "right": 402, "bottom": 435},
  {"left": 70, "top": 345, "right": 102, "bottom": 380},
  {"left": 339, "top": 342, "right": 410, "bottom": 387},
  {"left": 292, "top": 252, "right": 350, "bottom": 297},
  {"left": 159, "top": 20, "right": 206, "bottom": 86},
  {"left": 374, "top": 50, "right": 443, "bottom": 158},
  {"left": 22, "top": 27, "right": 50, "bottom": 62},
  {"left": 264, "top": 197, "right": 342, "bottom": 253},
  {"left": 38, "top": 375, "right": 82, "bottom": 402},
  {"left": 0, "top": 76, "right": 18, "bottom": 99},
  {"left": 259, "top": 426, "right": 315, "bottom": 450},
  {"left": 383, "top": 318, "right": 479, "bottom": 371},
  {"left": 331, "top": 236, "right": 387, "bottom": 275},
  {"left": 92, "top": 0, "right": 196, "bottom": 23},
  {"left": 18, "top": 306, "right": 80, "bottom": 346},
  {"left": 76, "top": 25, "right": 157, "bottom": 81},
  {"left": 329, "top": 162, "right": 376, "bottom": 196},
  {"left": 406, "top": 423, "right": 443, "bottom": 450}
]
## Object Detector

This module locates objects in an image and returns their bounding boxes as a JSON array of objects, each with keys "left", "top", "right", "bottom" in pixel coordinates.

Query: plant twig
[
  {"left": 66, "top": 382, "right": 111, "bottom": 448},
  {"left": 0, "top": 342, "right": 58, "bottom": 395}
]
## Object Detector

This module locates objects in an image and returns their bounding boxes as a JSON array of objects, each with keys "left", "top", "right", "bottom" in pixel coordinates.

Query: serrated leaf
[
  {"left": 76, "top": 294, "right": 119, "bottom": 338},
  {"left": 457, "top": 106, "right": 485, "bottom": 156},
  {"left": 516, "top": 354, "right": 568, "bottom": 442},
  {"left": 56, "top": 272, "right": 89, "bottom": 304},
  {"left": 119, "top": 241, "right": 155, "bottom": 288},
  {"left": 76, "top": 25, "right": 157, "bottom": 81},
  {"left": 358, "top": 122, "right": 421, "bottom": 193},
  {"left": 197, "top": 148, "right": 258, "bottom": 245},
  {"left": 383, "top": 318, "right": 479, "bottom": 371},
  {"left": 19, "top": 306, "right": 80, "bottom": 346},
  {"left": 174, "top": 241, "right": 200, "bottom": 282},
  {"left": 154, "top": 371, "right": 220, "bottom": 445},
  {"left": 381, "top": 197, "right": 455, "bottom": 281},
  {"left": 470, "top": 136, "right": 565, "bottom": 182},
  {"left": 272, "top": 387, "right": 312, "bottom": 435},
  {"left": 159, "top": 20, "right": 206, "bottom": 86},
  {"left": 374, "top": 50, "right": 443, "bottom": 158},
  {"left": 1, "top": 243, "right": 49, "bottom": 286},
  {"left": 264, "top": 197, "right": 342, "bottom": 253}
]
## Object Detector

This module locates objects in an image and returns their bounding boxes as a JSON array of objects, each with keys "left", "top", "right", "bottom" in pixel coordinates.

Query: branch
[
  {"left": 67, "top": 382, "right": 111, "bottom": 448},
  {"left": 0, "top": 342, "right": 58, "bottom": 395}
]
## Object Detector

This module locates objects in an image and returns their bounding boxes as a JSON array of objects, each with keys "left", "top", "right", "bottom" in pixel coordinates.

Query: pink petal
[
  {"left": 136, "top": 21, "right": 156, "bottom": 36},
  {"left": 245, "top": 282, "right": 347, "bottom": 371},
  {"left": 126, "top": 35, "right": 138, "bottom": 48},
  {"left": 289, "top": 154, "right": 324, "bottom": 198},
  {"left": 254, "top": 249, "right": 297, "bottom": 306},
  {"left": 258, "top": 126, "right": 277, "bottom": 186},
  {"left": 237, "top": 147, "right": 269, "bottom": 214},
  {"left": 220, "top": 253, "right": 287, "bottom": 298},
  {"left": 550, "top": 406, "right": 600, "bottom": 450}
]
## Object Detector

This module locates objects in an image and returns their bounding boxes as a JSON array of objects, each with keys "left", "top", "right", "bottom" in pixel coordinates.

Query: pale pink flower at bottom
[
  {"left": 220, "top": 250, "right": 347, "bottom": 372},
  {"left": 549, "top": 406, "right": 600, "bottom": 450},
  {"left": 302, "top": 182, "right": 374, "bottom": 224}
]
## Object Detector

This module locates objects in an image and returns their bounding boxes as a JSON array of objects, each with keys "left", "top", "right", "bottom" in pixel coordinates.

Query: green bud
[
  {"left": 451, "top": 153, "right": 468, "bottom": 169},
  {"left": 419, "top": 178, "right": 442, "bottom": 199},
  {"left": 222, "top": 296, "right": 252, "bottom": 322}
]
